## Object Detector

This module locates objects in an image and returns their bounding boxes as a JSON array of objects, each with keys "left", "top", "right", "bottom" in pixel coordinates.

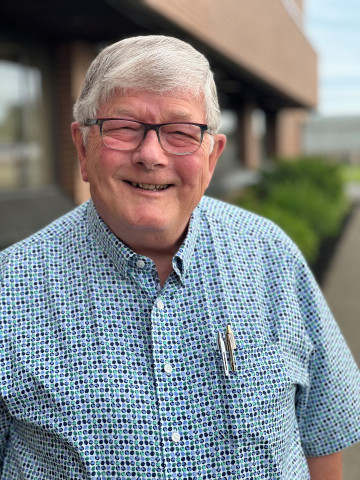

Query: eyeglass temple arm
[{"left": 83, "top": 119, "right": 99, "bottom": 126}]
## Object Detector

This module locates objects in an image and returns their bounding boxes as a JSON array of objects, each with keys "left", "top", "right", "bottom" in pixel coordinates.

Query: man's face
[{"left": 72, "top": 90, "right": 226, "bottom": 249}]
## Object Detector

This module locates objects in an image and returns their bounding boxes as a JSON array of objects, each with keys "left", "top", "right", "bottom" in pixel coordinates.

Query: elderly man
[{"left": 0, "top": 35, "right": 359, "bottom": 480}]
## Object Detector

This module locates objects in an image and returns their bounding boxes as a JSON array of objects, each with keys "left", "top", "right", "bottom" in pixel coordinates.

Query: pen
[
  {"left": 218, "top": 332, "right": 229, "bottom": 377},
  {"left": 226, "top": 324, "right": 236, "bottom": 373}
]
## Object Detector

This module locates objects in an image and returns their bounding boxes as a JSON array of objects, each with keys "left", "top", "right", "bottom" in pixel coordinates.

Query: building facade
[{"left": 0, "top": 0, "right": 317, "bottom": 248}]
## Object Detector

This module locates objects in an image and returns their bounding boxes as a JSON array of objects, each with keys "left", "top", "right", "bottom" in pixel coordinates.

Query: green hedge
[{"left": 233, "top": 157, "right": 350, "bottom": 264}]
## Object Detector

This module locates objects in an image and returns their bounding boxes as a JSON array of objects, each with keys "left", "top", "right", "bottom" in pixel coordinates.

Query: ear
[
  {"left": 206, "top": 133, "right": 226, "bottom": 187},
  {"left": 71, "top": 122, "right": 90, "bottom": 183}
]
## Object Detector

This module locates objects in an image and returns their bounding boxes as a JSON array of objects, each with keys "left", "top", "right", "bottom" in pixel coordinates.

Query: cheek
[
  {"left": 90, "top": 148, "right": 120, "bottom": 177},
  {"left": 191, "top": 163, "right": 212, "bottom": 191},
  {"left": 98, "top": 146, "right": 115, "bottom": 167},
  {"left": 179, "top": 155, "right": 210, "bottom": 187},
  {"left": 85, "top": 152, "right": 112, "bottom": 189}
]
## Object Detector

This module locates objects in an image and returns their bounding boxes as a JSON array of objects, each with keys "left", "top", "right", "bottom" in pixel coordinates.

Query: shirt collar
[
  {"left": 87, "top": 199, "right": 201, "bottom": 282},
  {"left": 87, "top": 201, "right": 137, "bottom": 276},
  {"left": 171, "top": 204, "right": 201, "bottom": 281}
]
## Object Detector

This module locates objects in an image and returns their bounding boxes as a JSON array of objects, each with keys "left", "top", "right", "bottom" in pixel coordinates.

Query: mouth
[{"left": 127, "top": 181, "right": 170, "bottom": 192}]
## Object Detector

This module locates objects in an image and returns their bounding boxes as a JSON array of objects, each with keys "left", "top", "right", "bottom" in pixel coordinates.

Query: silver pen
[
  {"left": 218, "top": 332, "right": 229, "bottom": 377},
  {"left": 226, "top": 324, "right": 237, "bottom": 373}
]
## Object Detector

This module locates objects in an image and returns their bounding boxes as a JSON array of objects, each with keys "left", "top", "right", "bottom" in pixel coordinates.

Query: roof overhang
[{"left": 1, "top": 0, "right": 317, "bottom": 111}]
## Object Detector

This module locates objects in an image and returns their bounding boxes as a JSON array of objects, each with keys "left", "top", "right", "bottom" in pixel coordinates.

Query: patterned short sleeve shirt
[{"left": 1, "top": 196, "right": 359, "bottom": 479}]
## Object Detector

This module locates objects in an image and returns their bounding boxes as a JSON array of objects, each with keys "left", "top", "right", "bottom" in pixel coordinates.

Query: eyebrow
[
  {"left": 170, "top": 111, "right": 196, "bottom": 121},
  {"left": 112, "top": 109, "right": 136, "bottom": 118},
  {"left": 111, "top": 109, "right": 198, "bottom": 123}
]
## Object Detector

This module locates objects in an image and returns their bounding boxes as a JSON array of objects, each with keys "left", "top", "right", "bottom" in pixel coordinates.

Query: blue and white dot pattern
[{"left": 1, "top": 196, "right": 359, "bottom": 479}]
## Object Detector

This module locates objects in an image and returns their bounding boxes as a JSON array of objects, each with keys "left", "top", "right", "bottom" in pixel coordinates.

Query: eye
[
  {"left": 103, "top": 120, "right": 142, "bottom": 137},
  {"left": 162, "top": 124, "right": 200, "bottom": 141},
  {"left": 173, "top": 130, "right": 194, "bottom": 138}
]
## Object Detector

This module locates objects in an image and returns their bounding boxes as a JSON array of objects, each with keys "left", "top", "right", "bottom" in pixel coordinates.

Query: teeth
[{"left": 130, "top": 182, "right": 168, "bottom": 191}]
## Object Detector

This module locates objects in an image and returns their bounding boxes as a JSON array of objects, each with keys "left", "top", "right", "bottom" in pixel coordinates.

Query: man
[{"left": 0, "top": 35, "right": 359, "bottom": 480}]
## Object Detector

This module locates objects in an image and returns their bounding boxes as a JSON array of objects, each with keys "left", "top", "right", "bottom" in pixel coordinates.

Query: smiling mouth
[{"left": 128, "top": 182, "right": 170, "bottom": 192}]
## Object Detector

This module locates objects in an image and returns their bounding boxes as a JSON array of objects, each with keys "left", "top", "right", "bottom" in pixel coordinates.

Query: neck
[
  {"left": 93, "top": 201, "right": 189, "bottom": 286},
  {"left": 141, "top": 247, "right": 176, "bottom": 287},
  {"left": 114, "top": 226, "right": 187, "bottom": 287},
  {"left": 129, "top": 233, "right": 185, "bottom": 287}
]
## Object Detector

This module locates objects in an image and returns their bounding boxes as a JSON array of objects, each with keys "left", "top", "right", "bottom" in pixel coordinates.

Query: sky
[{"left": 304, "top": 0, "right": 360, "bottom": 116}]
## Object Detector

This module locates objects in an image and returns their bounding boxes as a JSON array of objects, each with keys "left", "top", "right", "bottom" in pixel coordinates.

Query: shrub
[
  {"left": 233, "top": 157, "right": 350, "bottom": 264},
  {"left": 258, "top": 157, "right": 344, "bottom": 202},
  {"left": 266, "top": 180, "right": 347, "bottom": 238}
]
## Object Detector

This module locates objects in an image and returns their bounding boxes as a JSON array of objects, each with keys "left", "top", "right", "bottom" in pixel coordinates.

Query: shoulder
[
  {"left": 198, "top": 196, "right": 302, "bottom": 260},
  {"left": 0, "top": 202, "right": 90, "bottom": 273}
]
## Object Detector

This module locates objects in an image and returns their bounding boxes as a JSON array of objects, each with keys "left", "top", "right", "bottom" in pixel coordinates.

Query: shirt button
[
  {"left": 136, "top": 259, "right": 145, "bottom": 269},
  {"left": 156, "top": 299, "right": 165, "bottom": 310},
  {"left": 164, "top": 363, "right": 173, "bottom": 374},
  {"left": 171, "top": 432, "right": 181, "bottom": 443}
]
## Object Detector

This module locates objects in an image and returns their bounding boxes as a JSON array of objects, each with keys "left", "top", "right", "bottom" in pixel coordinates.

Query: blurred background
[{"left": 0, "top": 0, "right": 359, "bottom": 476}]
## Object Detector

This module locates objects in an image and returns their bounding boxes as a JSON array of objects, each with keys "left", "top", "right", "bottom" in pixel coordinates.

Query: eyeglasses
[{"left": 84, "top": 118, "right": 208, "bottom": 155}]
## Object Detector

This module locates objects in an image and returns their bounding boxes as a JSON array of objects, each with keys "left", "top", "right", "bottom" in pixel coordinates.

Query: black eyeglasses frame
[{"left": 83, "top": 118, "right": 209, "bottom": 155}]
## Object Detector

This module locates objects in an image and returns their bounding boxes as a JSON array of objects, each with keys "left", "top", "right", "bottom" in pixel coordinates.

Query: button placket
[{"left": 150, "top": 295, "right": 182, "bottom": 476}]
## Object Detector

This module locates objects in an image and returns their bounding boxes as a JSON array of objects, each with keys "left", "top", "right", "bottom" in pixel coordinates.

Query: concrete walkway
[{"left": 322, "top": 202, "right": 360, "bottom": 480}]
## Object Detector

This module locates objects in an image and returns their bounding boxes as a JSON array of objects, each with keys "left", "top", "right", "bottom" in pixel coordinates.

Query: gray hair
[{"left": 73, "top": 35, "right": 221, "bottom": 136}]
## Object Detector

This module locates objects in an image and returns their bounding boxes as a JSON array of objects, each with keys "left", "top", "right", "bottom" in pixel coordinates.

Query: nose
[{"left": 132, "top": 129, "right": 169, "bottom": 169}]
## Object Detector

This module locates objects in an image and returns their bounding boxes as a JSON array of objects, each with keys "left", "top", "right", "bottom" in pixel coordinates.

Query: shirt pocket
[{"left": 214, "top": 343, "right": 295, "bottom": 450}]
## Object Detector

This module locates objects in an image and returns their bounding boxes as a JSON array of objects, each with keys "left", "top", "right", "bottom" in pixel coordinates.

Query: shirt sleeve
[
  {"left": 0, "top": 260, "right": 12, "bottom": 470},
  {"left": 0, "top": 398, "right": 11, "bottom": 472},
  {"left": 294, "top": 259, "right": 360, "bottom": 456}
]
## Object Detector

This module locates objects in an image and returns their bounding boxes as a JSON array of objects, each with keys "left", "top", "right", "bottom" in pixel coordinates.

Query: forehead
[{"left": 98, "top": 89, "right": 206, "bottom": 122}]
